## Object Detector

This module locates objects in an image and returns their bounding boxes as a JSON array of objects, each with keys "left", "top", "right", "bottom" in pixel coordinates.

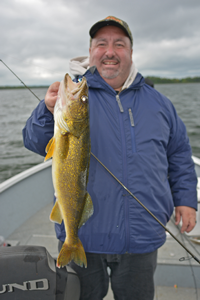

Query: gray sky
[{"left": 1, "top": 0, "right": 200, "bottom": 86}]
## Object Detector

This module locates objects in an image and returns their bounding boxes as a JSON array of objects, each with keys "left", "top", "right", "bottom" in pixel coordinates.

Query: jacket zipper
[
  {"left": 116, "top": 94, "right": 124, "bottom": 112},
  {"left": 116, "top": 92, "right": 130, "bottom": 252},
  {"left": 129, "top": 108, "right": 134, "bottom": 126}
]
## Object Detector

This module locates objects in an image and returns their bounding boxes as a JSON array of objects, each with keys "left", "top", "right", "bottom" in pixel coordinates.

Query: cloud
[{"left": 1, "top": 0, "right": 200, "bottom": 86}]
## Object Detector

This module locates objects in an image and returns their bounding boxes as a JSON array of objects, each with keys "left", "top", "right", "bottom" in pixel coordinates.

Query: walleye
[{"left": 45, "top": 74, "right": 93, "bottom": 268}]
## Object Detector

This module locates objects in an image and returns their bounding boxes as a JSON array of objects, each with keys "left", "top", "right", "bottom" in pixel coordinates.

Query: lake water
[
  {"left": 0, "top": 88, "right": 46, "bottom": 183},
  {"left": 0, "top": 83, "right": 200, "bottom": 183}
]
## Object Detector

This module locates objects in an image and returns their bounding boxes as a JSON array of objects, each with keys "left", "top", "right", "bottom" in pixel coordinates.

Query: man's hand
[
  {"left": 45, "top": 81, "right": 60, "bottom": 114},
  {"left": 175, "top": 206, "right": 196, "bottom": 233}
]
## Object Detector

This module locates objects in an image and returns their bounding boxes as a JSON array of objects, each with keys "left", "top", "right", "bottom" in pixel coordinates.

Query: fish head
[
  {"left": 63, "top": 74, "right": 89, "bottom": 120},
  {"left": 56, "top": 74, "right": 89, "bottom": 137}
]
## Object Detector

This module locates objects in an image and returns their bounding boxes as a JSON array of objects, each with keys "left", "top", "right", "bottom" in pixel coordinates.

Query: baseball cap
[{"left": 89, "top": 16, "right": 133, "bottom": 46}]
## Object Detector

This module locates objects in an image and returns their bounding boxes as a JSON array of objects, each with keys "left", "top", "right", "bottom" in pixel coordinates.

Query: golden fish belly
[{"left": 52, "top": 129, "right": 90, "bottom": 237}]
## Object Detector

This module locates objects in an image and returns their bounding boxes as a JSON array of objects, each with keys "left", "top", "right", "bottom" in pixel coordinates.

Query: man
[{"left": 23, "top": 16, "right": 197, "bottom": 300}]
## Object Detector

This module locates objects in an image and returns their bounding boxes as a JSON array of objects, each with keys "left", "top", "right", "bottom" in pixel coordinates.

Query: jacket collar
[
  {"left": 69, "top": 56, "right": 143, "bottom": 90},
  {"left": 84, "top": 66, "right": 144, "bottom": 92}
]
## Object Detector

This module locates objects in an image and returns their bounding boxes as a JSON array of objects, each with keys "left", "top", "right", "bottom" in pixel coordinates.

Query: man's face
[{"left": 89, "top": 26, "right": 133, "bottom": 90}]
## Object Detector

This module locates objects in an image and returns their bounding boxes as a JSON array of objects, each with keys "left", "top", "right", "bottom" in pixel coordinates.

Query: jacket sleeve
[
  {"left": 167, "top": 103, "right": 197, "bottom": 210},
  {"left": 22, "top": 100, "right": 54, "bottom": 157}
]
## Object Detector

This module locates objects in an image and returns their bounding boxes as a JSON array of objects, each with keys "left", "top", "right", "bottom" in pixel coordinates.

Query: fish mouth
[
  {"left": 72, "top": 78, "right": 87, "bottom": 95},
  {"left": 65, "top": 74, "right": 87, "bottom": 95}
]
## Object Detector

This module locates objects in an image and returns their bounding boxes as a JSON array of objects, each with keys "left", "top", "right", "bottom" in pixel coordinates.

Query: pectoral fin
[
  {"left": 78, "top": 192, "right": 93, "bottom": 228},
  {"left": 45, "top": 137, "right": 55, "bottom": 161},
  {"left": 50, "top": 200, "right": 63, "bottom": 224}
]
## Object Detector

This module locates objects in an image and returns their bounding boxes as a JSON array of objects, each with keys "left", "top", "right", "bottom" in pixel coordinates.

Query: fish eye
[{"left": 81, "top": 95, "right": 88, "bottom": 103}]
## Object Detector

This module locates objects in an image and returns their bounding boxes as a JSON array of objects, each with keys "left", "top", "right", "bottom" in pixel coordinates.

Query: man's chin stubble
[{"left": 101, "top": 70, "right": 119, "bottom": 79}]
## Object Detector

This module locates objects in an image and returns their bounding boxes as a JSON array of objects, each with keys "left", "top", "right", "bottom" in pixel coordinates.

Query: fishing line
[
  {"left": 91, "top": 152, "right": 200, "bottom": 264},
  {"left": 170, "top": 215, "right": 199, "bottom": 300},
  {"left": 178, "top": 221, "right": 199, "bottom": 300},
  {"left": 0, "top": 59, "right": 41, "bottom": 102},
  {"left": 170, "top": 215, "right": 200, "bottom": 259},
  {"left": 2, "top": 60, "right": 200, "bottom": 264},
  {"left": 171, "top": 214, "right": 199, "bottom": 299},
  {"left": 180, "top": 241, "right": 198, "bottom": 300}
]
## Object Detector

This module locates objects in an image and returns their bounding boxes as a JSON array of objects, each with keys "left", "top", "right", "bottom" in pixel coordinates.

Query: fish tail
[{"left": 57, "top": 238, "right": 87, "bottom": 268}]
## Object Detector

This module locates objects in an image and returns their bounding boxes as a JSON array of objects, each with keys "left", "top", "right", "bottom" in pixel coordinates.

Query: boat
[
  {"left": 0, "top": 159, "right": 81, "bottom": 300},
  {"left": 0, "top": 156, "right": 200, "bottom": 300}
]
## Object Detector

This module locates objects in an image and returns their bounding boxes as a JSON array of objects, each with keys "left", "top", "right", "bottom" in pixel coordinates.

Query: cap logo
[{"left": 105, "top": 16, "right": 123, "bottom": 25}]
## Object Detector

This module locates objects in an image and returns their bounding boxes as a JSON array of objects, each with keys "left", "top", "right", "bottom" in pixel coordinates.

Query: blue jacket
[{"left": 23, "top": 69, "right": 197, "bottom": 254}]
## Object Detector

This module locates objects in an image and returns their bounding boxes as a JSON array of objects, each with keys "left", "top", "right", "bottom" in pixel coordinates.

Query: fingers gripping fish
[{"left": 45, "top": 74, "right": 93, "bottom": 268}]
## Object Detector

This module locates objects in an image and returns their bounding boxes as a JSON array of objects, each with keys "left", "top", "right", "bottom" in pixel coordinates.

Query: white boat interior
[{"left": 1, "top": 156, "right": 200, "bottom": 300}]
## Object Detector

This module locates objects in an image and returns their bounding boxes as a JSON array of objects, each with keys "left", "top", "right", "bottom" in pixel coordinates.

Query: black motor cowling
[{"left": 0, "top": 246, "right": 80, "bottom": 300}]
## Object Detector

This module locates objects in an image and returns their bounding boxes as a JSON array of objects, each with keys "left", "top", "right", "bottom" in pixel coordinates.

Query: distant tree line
[
  {"left": 0, "top": 77, "right": 200, "bottom": 89},
  {"left": 145, "top": 76, "right": 200, "bottom": 84}
]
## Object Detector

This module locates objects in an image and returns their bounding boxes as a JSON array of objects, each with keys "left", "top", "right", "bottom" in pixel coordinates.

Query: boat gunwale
[
  {"left": 0, "top": 155, "right": 199, "bottom": 194},
  {"left": 0, "top": 159, "right": 52, "bottom": 193},
  {"left": 192, "top": 155, "right": 200, "bottom": 167}
]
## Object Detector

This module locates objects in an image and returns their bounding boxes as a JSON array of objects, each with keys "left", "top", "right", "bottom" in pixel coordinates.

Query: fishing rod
[
  {"left": 91, "top": 152, "right": 200, "bottom": 264},
  {"left": 0, "top": 59, "right": 41, "bottom": 102},
  {"left": 2, "top": 59, "right": 200, "bottom": 264}
]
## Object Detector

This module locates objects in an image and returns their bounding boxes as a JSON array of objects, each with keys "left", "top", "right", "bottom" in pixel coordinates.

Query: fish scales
[{"left": 45, "top": 74, "right": 93, "bottom": 268}]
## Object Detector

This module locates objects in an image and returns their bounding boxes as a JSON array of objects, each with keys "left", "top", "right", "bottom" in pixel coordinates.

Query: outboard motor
[{"left": 0, "top": 246, "right": 80, "bottom": 300}]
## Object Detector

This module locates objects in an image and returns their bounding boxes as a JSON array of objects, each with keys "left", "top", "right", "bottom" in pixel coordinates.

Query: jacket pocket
[{"left": 129, "top": 108, "right": 136, "bottom": 153}]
